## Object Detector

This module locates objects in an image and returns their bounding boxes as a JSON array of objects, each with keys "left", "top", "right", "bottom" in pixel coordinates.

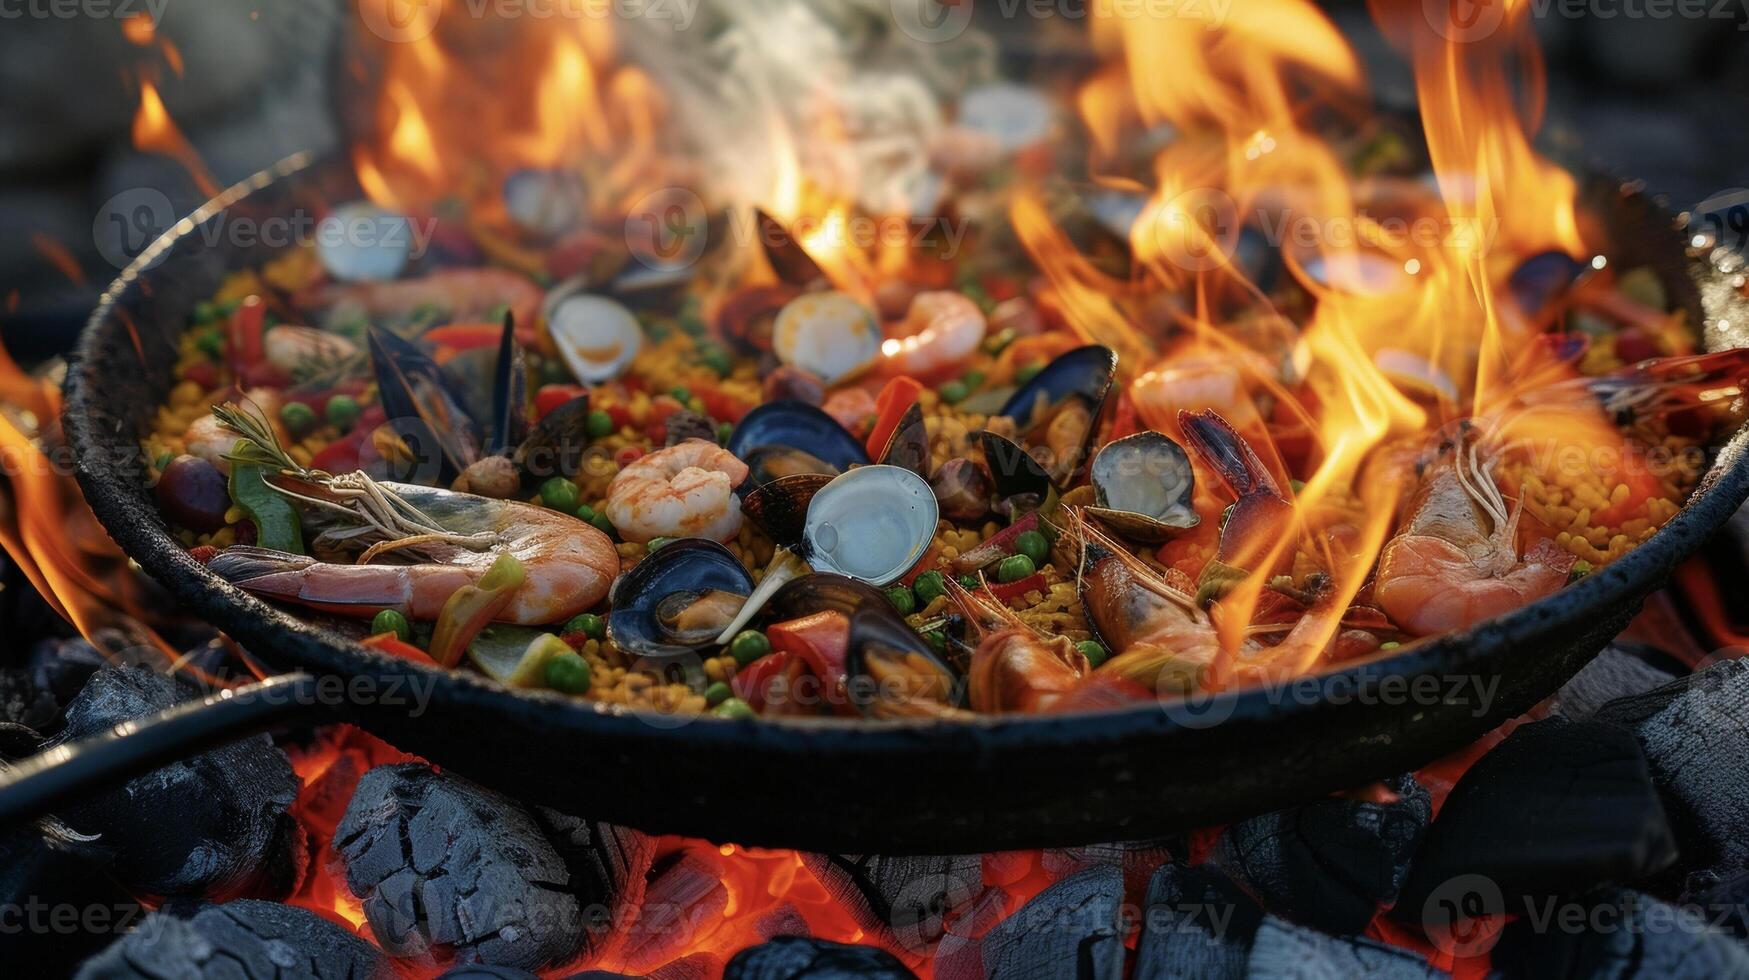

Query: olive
[
  {"left": 761, "top": 366, "right": 826, "bottom": 406},
  {"left": 156, "top": 455, "right": 230, "bottom": 533}
]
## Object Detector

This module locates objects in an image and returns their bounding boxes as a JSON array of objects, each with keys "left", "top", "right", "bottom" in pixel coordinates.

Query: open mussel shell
[
  {"left": 999, "top": 345, "right": 1117, "bottom": 428},
  {"left": 544, "top": 287, "right": 645, "bottom": 383},
  {"left": 608, "top": 539, "right": 756, "bottom": 659},
  {"left": 873, "top": 402, "right": 930, "bottom": 479},
  {"left": 979, "top": 430, "right": 1054, "bottom": 508},
  {"left": 845, "top": 606, "right": 965, "bottom": 719},
  {"left": 741, "top": 473, "right": 833, "bottom": 553},
  {"left": 764, "top": 572, "right": 892, "bottom": 620},
  {"left": 1086, "top": 431, "right": 1200, "bottom": 544},
  {"left": 440, "top": 316, "right": 528, "bottom": 455},
  {"left": 728, "top": 400, "right": 871, "bottom": 492},
  {"left": 742, "top": 466, "right": 938, "bottom": 586},
  {"left": 756, "top": 208, "right": 826, "bottom": 286},
  {"left": 514, "top": 394, "right": 591, "bottom": 486},
  {"left": 369, "top": 326, "right": 482, "bottom": 482}
]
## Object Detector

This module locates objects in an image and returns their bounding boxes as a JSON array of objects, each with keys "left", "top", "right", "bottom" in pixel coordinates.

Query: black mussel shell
[
  {"left": 740, "top": 473, "right": 834, "bottom": 553},
  {"left": 1086, "top": 431, "right": 1200, "bottom": 543},
  {"left": 764, "top": 573, "right": 892, "bottom": 621},
  {"left": 845, "top": 606, "right": 965, "bottom": 718},
  {"left": 728, "top": 400, "right": 870, "bottom": 491},
  {"left": 756, "top": 208, "right": 827, "bottom": 286},
  {"left": 998, "top": 345, "right": 1118, "bottom": 429},
  {"left": 654, "top": 588, "right": 749, "bottom": 647},
  {"left": 874, "top": 401, "right": 930, "bottom": 479},
  {"left": 1509, "top": 250, "right": 1585, "bottom": 320},
  {"left": 369, "top": 326, "right": 482, "bottom": 482},
  {"left": 980, "top": 430, "right": 1054, "bottom": 505},
  {"left": 608, "top": 539, "right": 755, "bottom": 658},
  {"left": 488, "top": 313, "right": 527, "bottom": 454},
  {"left": 514, "top": 394, "right": 591, "bottom": 487},
  {"left": 743, "top": 446, "right": 841, "bottom": 486}
]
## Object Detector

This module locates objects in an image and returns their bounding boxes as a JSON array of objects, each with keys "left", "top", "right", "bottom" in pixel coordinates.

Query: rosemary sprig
[{"left": 214, "top": 402, "right": 306, "bottom": 475}]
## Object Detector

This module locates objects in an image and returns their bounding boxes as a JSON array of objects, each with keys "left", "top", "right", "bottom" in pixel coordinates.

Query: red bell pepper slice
[
  {"left": 766, "top": 610, "right": 854, "bottom": 717},
  {"left": 227, "top": 296, "right": 266, "bottom": 374},
  {"left": 732, "top": 649, "right": 793, "bottom": 710},
  {"left": 952, "top": 511, "right": 1042, "bottom": 572},
  {"left": 696, "top": 385, "right": 755, "bottom": 424},
  {"left": 361, "top": 632, "right": 438, "bottom": 665},
  {"left": 865, "top": 376, "right": 923, "bottom": 460},
  {"left": 987, "top": 572, "right": 1045, "bottom": 604},
  {"left": 536, "top": 384, "right": 587, "bottom": 420},
  {"left": 422, "top": 323, "right": 505, "bottom": 351}
]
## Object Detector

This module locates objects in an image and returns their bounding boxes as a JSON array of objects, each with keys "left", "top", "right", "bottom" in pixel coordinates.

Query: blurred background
[{"left": 0, "top": 0, "right": 1744, "bottom": 363}]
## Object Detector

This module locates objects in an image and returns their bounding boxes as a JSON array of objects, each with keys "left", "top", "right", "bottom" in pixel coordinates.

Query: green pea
[
  {"left": 939, "top": 380, "right": 969, "bottom": 404},
  {"left": 701, "top": 348, "right": 734, "bottom": 378},
  {"left": 564, "top": 612, "right": 605, "bottom": 640},
  {"left": 1015, "top": 362, "right": 1044, "bottom": 384},
  {"left": 371, "top": 609, "right": 411, "bottom": 642},
  {"left": 961, "top": 370, "right": 986, "bottom": 389},
  {"left": 884, "top": 585, "right": 916, "bottom": 616},
  {"left": 912, "top": 571, "right": 947, "bottom": 607},
  {"left": 586, "top": 409, "right": 615, "bottom": 438},
  {"left": 1568, "top": 560, "right": 1593, "bottom": 583},
  {"left": 192, "top": 301, "right": 219, "bottom": 324},
  {"left": 325, "top": 395, "right": 361, "bottom": 430},
  {"left": 1075, "top": 640, "right": 1108, "bottom": 668},
  {"left": 716, "top": 421, "right": 734, "bottom": 444},
  {"left": 958, "top": 573, "right": 982, "bottom": 590},
  {"left": 712, "top": 697, "right": 756, "bottom": 720},
  {"left": 703, "top": 681, "right": 733, "bottom": 707},
  {"left": 279, "top": 402, "right": 317, "bottom": 436},
  {"left": 574, "top": 503, "right": 597, "bottom": 523},
  {"left": 729, "top": 630, "right": 771, "bottom": 667},
  {"left": 1379, "top": 641, "right": 1402, "bottom": 651},
  {"left": 996, "top": 554, "right": 1035, "bottom": 583},
  {"left": 1014, "top": 530, "right": 1049, "bottom": 566},
  {"left": 590, "top": 512, "right": 615, "bottom": 537},
  {"left": 194, "top": 329, "right": 225, "bottom": 359},
  {"left": 545, "top": 651, "right": 592, "bottom": 694},
  {"left": 540, "top": 477, "right": 580, "bottom": 512},
  {"left": 216, "top": 298, "right": 242, "bottom": 317},
  {"left": 669, "top": 386, "right": 691, "bottom": 404}
]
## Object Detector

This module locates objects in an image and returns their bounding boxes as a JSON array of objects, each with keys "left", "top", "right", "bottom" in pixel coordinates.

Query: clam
[
  {"left": 607, "top": 539, "right": 756, "bottom": 659},
  {"left": 772, "top": 292, "right": 882, "bottom": 385},
  {"left": 727, "top": 400, "right": 871, "bottom": 491},
  {"left": 1086, "top": 431, "right": 1199, "bottom": 543},
  {"left": 503, "top": 168, "right": 588, "bottom": 239},
  {"left": 743, "top": 465, "right": 937, "bottom": 586},
  {"left": 315, "top": 201, "right": 412, "bottom": 283},
  {"left": 959, "top": 84, "right": 1054, "bottom": 155},
  {"left": 544, "top": 287, "right": 645, "bottom": 383}
]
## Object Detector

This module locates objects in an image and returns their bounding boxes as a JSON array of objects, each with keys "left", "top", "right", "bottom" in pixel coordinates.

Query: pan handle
[{"left": 0, "top": 672, "right": 323, "bottom": 830}]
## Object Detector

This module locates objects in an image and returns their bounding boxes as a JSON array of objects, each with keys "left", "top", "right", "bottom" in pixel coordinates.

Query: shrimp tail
[{"left": 209, "top": 545, "right": 416, "bottom": 614}]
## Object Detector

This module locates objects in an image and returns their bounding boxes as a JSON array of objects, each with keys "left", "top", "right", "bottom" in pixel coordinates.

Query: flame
[{"left": 131, "top": 78, "right": 219, "bottom": 197}]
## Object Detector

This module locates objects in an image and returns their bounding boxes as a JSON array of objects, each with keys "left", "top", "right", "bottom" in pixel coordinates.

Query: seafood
[
  {"left": 880, "top": 291, "right": 987, "bottom": 377},
  {"left": 605, "top": 439, "right": 751, "bottom": 544},
  {"left": 263, "top": 326, "right": 361, "bottom": 378},
  {"left": 948, "top": 577, "right": 1087, "bottom": 713},
  {"left": 773, "top": 292, "right": 883, "bottom": 384},
  {"left": 544, "top": 289, "right": 644, "bottom": 383},
  {"left": 182, "top": 388, "right": 281, "bottom": 473},
  {"left": 1085, "top": 431, "right": 1199, "bottom": 542},
  {"left": 609, "top": 538, "right": 755, "bottom": 658},
  {"left": 310, "top": 267, "right": 542, "bottom": 330},
  {"left": 1375, "top": 425, "right": 1575, "bottom": 637}
]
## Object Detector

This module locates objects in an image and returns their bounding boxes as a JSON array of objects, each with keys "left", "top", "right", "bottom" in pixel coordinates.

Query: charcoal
[
  {"left": 800, "top": 852, "right": 982, "bottom": 954},
  {"left": 1548, "top": 645, "right": 1681, "bottom": 720},
  {"left": 1043, "top": 838, "right": 1177, "bottom": 899},
  {"left": 1490, "top": 889, "right": 1749, "bottom": 978},
  {"left": 650, "top": 953, "right": 719, "bottom": 980},
  {"left": 931, "top": 886, "right": 1010, "bottom": 980},
  {"left": 1593, "top": 658, "right": 1749, "bottom": 888},
  {"left": 724, "top": 936, "right": 917, "bottom": 980},
  {"left": 972, "top": 865, "right": 1126, "bottom": 980},
  {"left": 333, "top": 763, "right": 582, "bottom": 971},
  {"left": 613, "top": 850, "right": 728, "bottom": 974},
  {"left": 1135, "top": 862, "right": 1264, "bottom": 980},
  {"left": 49, "top": 665, "right": 304, "bottom": 900},
  {"left": 1243, "top": 916, "right": 1448, "bottom": 979},
  {"left": 1214, "top": 774, "right": 1431, "bottom": 935},
  {"left": 438, "top": 968, "right": 541, "bottom": 979},
  {"left": 1681, "top": 869, "right": 1749, "bottom": 939},
  {"left": 74, "top": 899, "right": 389, "bottom": 980},
  {"left": 26, "top": 637, "right": 110, "bottom": 707},
  {"left": 535, "top": 805, "right": 657, "bottom": 951},
  {"left": 0, "top": 666, "right": 55, "bottom": 728},
  {"left": 756, "top": 903, "right": 810, "bottom": 939},
  {"left": 1393, "top": 719, "right": 1677, "bottom": 926},
  {"left": 0, "top": 824, "right": 147, "bottom": 977}
]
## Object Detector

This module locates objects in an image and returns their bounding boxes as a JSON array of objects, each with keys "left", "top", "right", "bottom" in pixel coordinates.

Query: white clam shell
[
  {"left": 545, "top": 289, "right": 645, "bottom": 383},
  {"left": 803, "top": 465, "right": 938, "bottom": 586},
  {"left": 772, "top": 291, "right": 881, "bottom": 385},
  {"left": 315, "top": 201, "right": 412, "bottom": 283}
]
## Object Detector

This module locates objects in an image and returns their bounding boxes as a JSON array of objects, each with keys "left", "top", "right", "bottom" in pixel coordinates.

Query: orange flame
[{"left": 132, "top": 78, "right": 219, "bottom": 198}]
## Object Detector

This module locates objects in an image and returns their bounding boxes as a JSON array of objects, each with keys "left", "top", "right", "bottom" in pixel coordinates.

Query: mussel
[
  {"left": 369, "top": 326, "right": 483, "bottom": 482},
  {"left": 742, "top": 465, "right": 937, "bottom": 586},
  {"left": 513, "top": 394, "right": 592, "bottom": 487},
  {"left": 1508, "top": 250, "right": 1585, "bottom": 321},
  {"left": 544, "top": 286, "right": 645, "bottom": 383},
  {"left": 995, "top": 344, "right": 1116, "bottom": 486},
  {"left": 727, "top": 400, "right": 872, "bottom": 491},
  {"left": 756, "top": 208, "right": 827, "bottom": 286},
  {"left": 1085, "top": 431, "right": 1199, "bottom": 543},
  {"left": 845, "top": 606, "right": 966, "bottom": 719},
  {"left": 979, "top": 429, "right": 1054, "bottom": 515},
  {"left": 772, "top": 292, "right": 883, "bottom": 385},
  {"left": 608, "top": 539, "right": 756, "bottom": 659}
]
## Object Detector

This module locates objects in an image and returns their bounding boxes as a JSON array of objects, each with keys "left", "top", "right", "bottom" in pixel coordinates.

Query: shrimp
[
  {"left": 879, "top": 291, "right": 986, "bottom": 377},
  {"left": 605, "top": 439, "right": 750, "bottom": 544},
  {"left": 1131, "top": 347, "right": 1273, "bottom": 436},
  {"left": 263, "top": 326, "right": 360, "bottom": 378},
  {"left": 307, "top": 268, "right": 542, "bottom": 332},
  {"left": 946, "top": 577, "right": 1088, "bottom": 713},
  {"left": 208, "top": 479, "right": 618, "bottom": 625},
  {"left": 1374, "top": 425, "right": 1574, "bottom": 636},
  {"left": 183, "top": 388, "right": 282, "bottom": 473},
  {"left": 821, "top": 387, "right": 878, "bottom": 433}
]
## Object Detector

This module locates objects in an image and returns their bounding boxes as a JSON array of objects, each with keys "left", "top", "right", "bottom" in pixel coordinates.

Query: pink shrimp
[
  {"left": 604, "top": 439, "right": 750, "bottom": 544},
  {"left": 306, "top": 267, "right": 542, "bottom": 332},
  {"left": 879, "top": 291, "right": 986, "bottom": 377},
  {"left": 1374, "top": 425, "right": 1574, "bottom": 636},
  {"left": 946, "top": 577, "right": 1088, "bottom": 713}
]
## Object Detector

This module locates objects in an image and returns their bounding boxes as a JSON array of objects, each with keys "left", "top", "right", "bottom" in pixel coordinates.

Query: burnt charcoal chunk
[
  {"left": 1244, "top": 917, "right": 1447, "bottom": 979},
  {"left": 333, "top": 763, "right": 582, "bottom": 970},
  {"left": 1215, "top": 775, "right": 1431, "bottom": 935},
  {"left": 615, "top": 851, "right": 728, "bottom": 974},
  {"left": 800, "top": 852, "right": 982, "bottom": 953},
  {"left": 74, "top": 899, "right": 389, "bottom": 980},
  {"left": 1393, "top": 719, "right": 1676, "bottom": 924},
  {"left": 1593, "top": 658, "right": 1749, "bottom": 888},
  {"left": 724, "top": 936, "right": 917, "bottom": 979},
  {"left": 1681, "top": 870, "right": 1749, "bottom": 939},
  {"left": 0, "top": 824, "right": 148, "bottom": 977},
  {"left": 1044, "top": 838, "right": 1178, "bottom": 899},
  {"left": 976, "top": 865, "right": 1126, "bottom": 980},
  {"left": 51, "top": 666, "right": 303, "bottom": 900},
  {"left": 1548, "top": 646, "right": 1679, "bottom": 720},
  {"left": 1491, "top": 889, "right": 1749, "bottom": 978},
  {"left": 1135, "top": 862, "right": 1264, "bottom": 980},
  {"left": 535, "top": 806, "right": 656, "bottom": 952}
]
